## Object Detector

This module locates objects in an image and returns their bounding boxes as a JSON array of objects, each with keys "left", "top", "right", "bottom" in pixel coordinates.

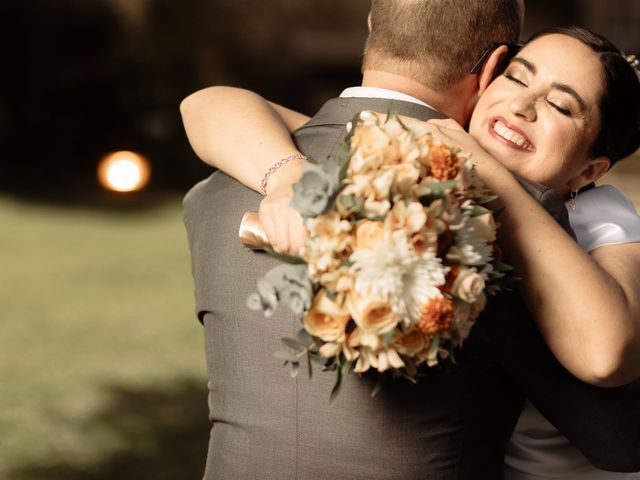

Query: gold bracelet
[{"left": 259, "top": 153, "right": 307, "bottom": 196}]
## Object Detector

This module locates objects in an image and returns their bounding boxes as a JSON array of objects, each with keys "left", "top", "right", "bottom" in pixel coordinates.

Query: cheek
[{"left": 468, "top": 103, "right": 489, "bottom": 141}]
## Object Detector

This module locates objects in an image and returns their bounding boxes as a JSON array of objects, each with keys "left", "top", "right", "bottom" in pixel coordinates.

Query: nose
[{"left": 510, "top": 94, "right": 537, "bottom": 122}]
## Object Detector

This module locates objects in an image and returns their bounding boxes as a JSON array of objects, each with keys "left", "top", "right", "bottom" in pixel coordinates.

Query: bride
[{"left": 181, "top": 27, "right": 640, "bottom": 479}]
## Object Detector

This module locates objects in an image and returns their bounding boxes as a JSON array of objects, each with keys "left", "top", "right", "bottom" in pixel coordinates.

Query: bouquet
[{"left": 246, "top": 111, "right": 512, "bottom": 399}]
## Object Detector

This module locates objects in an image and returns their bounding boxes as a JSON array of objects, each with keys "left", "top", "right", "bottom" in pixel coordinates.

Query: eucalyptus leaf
[
  {"left": 281, "top": 337, "right": 307, "bottom": 352},
  {"left": 306, "top": 350, "right": 313, "bottom": 379},
  {"left": 264, "top": 247, "right": 307, "bottom": 265},
  {"left": 337, "top": 258, "right": 354, "bottom": 269},
  {"left": 329, "top": 365, "right": 343, "bottom": 404},
  {"left": 362, "top": 214, "right": 387, "bottom": 222},
  {"left": 371, "top": 374, "right": 386, "bottom": 397},
  {"left": 419, "top": 179, "right": 459, "bottom": 193},
  {"left": 289, "top": 362, "right": 300, "bottom": 378},
  {"left": 246, "top": 293, "right": 263, "bottom": 311},
  {"left": 385, "top": 102, "right": 398, "bottom": 122},
  {"left": 308, "top": 351, "right": 325, "bottom": 365},
  {"left": 274, "top": 350, "right": 299, "bottom": 363},
  {"left": 475, "top": 195, "right": 499, "bottom": 205},
  {"left": 395, "top": 114, "right": 411, "bottom": 132},
  {"left": 295, "top": 328, "right": 313, "bottom": 346},
  {"left": 401, "top": 373, "right": 418, "bottom": 384},
  {"left": 493, "top": 261, "right": 515, "bottom": 272},
  {"left": 339, "top": 194, "right": 356, "bottom": 209},
  {"left": 382, "top": 330, "right": 395, "bottom": 349}
]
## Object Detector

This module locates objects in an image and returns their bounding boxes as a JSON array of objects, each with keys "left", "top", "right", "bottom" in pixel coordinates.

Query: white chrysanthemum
[
  {"left": 453, "top": 212, "right": 494, "bottom": 266},
  {"left": 349, "top": 233, "right": 449, "bottom": 327}
]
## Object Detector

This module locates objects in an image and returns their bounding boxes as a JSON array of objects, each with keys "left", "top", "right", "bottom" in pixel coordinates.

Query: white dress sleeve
[{"left": 567, "top": 185, "right": 640, "bottom": 252}]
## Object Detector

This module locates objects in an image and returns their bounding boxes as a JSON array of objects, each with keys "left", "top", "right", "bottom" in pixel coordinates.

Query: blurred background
[{"left": 1, "top": 1, "right": 638, "bottom": 479}]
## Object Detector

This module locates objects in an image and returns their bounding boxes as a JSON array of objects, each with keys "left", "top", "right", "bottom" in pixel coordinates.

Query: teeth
[{"left": 493, "top": 121, "right": 532, "bottom": 150}]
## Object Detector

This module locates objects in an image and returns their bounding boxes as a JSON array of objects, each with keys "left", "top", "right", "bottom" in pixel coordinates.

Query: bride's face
[{"left": 468, "top": 34, "right": 604, "bottom": 195}]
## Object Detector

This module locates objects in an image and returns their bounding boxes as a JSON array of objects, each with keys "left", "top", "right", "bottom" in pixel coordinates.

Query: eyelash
[
  {"left": 504, "top": 73, "right": 526, "bottom": 86},
  {"left": 547, "top": 101, "right": 571, "bottom": 116},
  {"left": 504, "top": 74, "right": 572, "bottom": 116}
]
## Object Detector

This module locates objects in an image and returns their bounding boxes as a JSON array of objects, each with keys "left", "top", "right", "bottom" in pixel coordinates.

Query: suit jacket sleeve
[{"left": 498, "top": 305, "right": 640, "bottom": 471}]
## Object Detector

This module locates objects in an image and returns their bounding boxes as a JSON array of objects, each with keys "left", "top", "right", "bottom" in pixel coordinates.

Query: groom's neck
[{"left": 361, "top": 69, "right": 472, "bottom": 125}]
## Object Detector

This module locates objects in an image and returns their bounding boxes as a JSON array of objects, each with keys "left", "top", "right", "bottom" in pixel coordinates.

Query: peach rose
[
  {"left": 394, "top": 328, "right": 427, "bottom": 356},
  {"left": 303, "top": 290, "right": 350, "bottom": 343},
  {"left": 350, "top": 123, "right": 398, "bottom": 174},
  {"left": 348, "top": 327, "right": 382, "bottom": 351},
  {"left": 355, "top": 220, "right": 385, "bottom": 250},
  {"left": 347, "top": 292, "right": 398, "bottom": 335},
  {"left": 320, "top": 270, "right": 355, "bottom": 293}
]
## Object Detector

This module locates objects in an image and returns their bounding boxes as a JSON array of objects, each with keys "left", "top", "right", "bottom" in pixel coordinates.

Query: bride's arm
[
  {"left": 180, "top": 86, "right": 311, "bottom": 252},
  {"left": 427, "top": 121, "right": 640, "bottom": 387},
  {"left": 180, "top": 86, "right": 310, "bottom": 192}
]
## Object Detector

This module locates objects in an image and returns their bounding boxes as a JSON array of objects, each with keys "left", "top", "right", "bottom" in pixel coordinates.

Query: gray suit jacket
[{"left": 183, "top": 97, "right": 640, "bottom": 479}]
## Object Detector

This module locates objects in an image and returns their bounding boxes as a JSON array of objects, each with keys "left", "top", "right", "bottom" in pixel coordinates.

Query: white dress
[{"left": 504, "top": 185, "right": 640, "bottom": 480}]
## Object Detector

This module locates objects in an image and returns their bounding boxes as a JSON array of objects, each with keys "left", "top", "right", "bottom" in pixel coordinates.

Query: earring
[{"left": 569, "top": 190, "right": 577, "bottom": 211}]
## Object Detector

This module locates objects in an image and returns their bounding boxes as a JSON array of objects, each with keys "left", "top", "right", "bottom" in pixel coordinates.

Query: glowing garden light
[{"left": 97, "top": 151, "right": 151, "bottom": 192}]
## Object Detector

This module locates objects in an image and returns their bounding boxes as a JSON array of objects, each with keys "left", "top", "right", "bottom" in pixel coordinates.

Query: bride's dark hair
[{"left": 528, "top": 26, "right": 640, "bottom": 167}]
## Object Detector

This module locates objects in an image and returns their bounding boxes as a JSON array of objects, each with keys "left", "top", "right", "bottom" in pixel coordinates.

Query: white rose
[{"left": 451, "top": 268, "right": 486, "bottom": 303}]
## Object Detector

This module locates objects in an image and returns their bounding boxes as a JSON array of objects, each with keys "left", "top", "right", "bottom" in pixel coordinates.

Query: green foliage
[
  {"left": 264, "top": 247, "right": 306, "bottom": 265},
  {"left": 0, "top": 196, "right": 207, "bottom": 478},
  {"left": 276, "top": 329, "right": 319, "bottom": 380}
]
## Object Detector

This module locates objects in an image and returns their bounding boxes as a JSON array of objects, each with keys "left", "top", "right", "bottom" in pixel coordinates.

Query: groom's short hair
[{"left": 363, "top": 0, "right": 523, "bottom": 89}]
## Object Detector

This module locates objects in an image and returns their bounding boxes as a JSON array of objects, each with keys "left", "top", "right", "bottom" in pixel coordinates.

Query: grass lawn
[{"left": 0, "top": 194, "right": 209, "bottom": 479}]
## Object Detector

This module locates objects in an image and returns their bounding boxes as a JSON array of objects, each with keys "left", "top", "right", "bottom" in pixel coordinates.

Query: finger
[
  {"left": 427, "top": 118, "right": 465, "bottom": 131},
  {"left": 260, "top": 203, "right": 286, "bottom": 252},
  {"left": 396, "top": 114, "right": 423, "bottom": 128},
  {"left": 289, "top": 213, "right": 308, "bottom": 256}
]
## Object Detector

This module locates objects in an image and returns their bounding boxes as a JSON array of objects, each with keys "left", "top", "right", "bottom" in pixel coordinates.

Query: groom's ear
[
  {"left": 477, "top": 45, "right": 511, "bottom": 95},
  {"left": 367, "top": 12, "right": 372, "bottom": 32}
]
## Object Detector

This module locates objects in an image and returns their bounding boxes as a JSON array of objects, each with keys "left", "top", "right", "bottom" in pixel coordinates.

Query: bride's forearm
[
  {"left": 180, "top": 86, "right": 310, "bottom": 192},
  {"left": 477, "top": 158, "right": 640, "bottom": 386}
]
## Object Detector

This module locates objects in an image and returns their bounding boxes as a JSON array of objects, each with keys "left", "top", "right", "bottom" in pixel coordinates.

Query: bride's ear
[
  {"left": 568, "top": 156, "right": 611, "bottom": 192},
  {"left": 477, "top": 45, "right": 511, "bottom": 95}
]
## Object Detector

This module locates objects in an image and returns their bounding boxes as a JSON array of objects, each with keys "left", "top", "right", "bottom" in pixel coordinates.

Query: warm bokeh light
[{"left": 97, "top": 151, "right": 151, "bottom": 192}]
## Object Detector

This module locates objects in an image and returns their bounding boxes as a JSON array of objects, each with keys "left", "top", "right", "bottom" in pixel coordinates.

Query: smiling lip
[{"left": 488, "top": 118, "right": 535, "bottom": 152}]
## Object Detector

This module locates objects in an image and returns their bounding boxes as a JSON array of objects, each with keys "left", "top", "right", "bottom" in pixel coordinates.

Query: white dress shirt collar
[{"left": 339, "top": 86, "right": 436, "bottom": 111}]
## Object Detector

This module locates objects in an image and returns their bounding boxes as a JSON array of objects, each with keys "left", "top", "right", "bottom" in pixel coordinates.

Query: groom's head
[{"left": 362, "top": 0, "right": 524, "bottom": 122}]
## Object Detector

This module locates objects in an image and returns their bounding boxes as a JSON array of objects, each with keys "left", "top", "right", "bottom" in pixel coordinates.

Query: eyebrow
[{"left": 510, "top": 57, "right": 588, "bottom": 111}]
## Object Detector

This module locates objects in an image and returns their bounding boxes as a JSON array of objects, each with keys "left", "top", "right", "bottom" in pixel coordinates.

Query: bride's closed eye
[
  {"left": 546, "top": 100, "right": 572, "bottom": 116},
  {"left": 503, "top": 72, "right": 527, "bottom": 87}
]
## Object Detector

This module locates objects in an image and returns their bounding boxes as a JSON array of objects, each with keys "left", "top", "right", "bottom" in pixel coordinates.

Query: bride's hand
[
  {"left": 259, "top": 181, "right": 307, "bottom": 255},
  {"left": 424, "top": 118, "right": 506, "bottom": 174}
]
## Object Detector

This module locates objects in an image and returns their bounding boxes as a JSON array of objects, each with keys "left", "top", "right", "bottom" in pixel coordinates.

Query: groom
[{"left": 182, "top": 1, "right": 639, "bottom": 478}]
